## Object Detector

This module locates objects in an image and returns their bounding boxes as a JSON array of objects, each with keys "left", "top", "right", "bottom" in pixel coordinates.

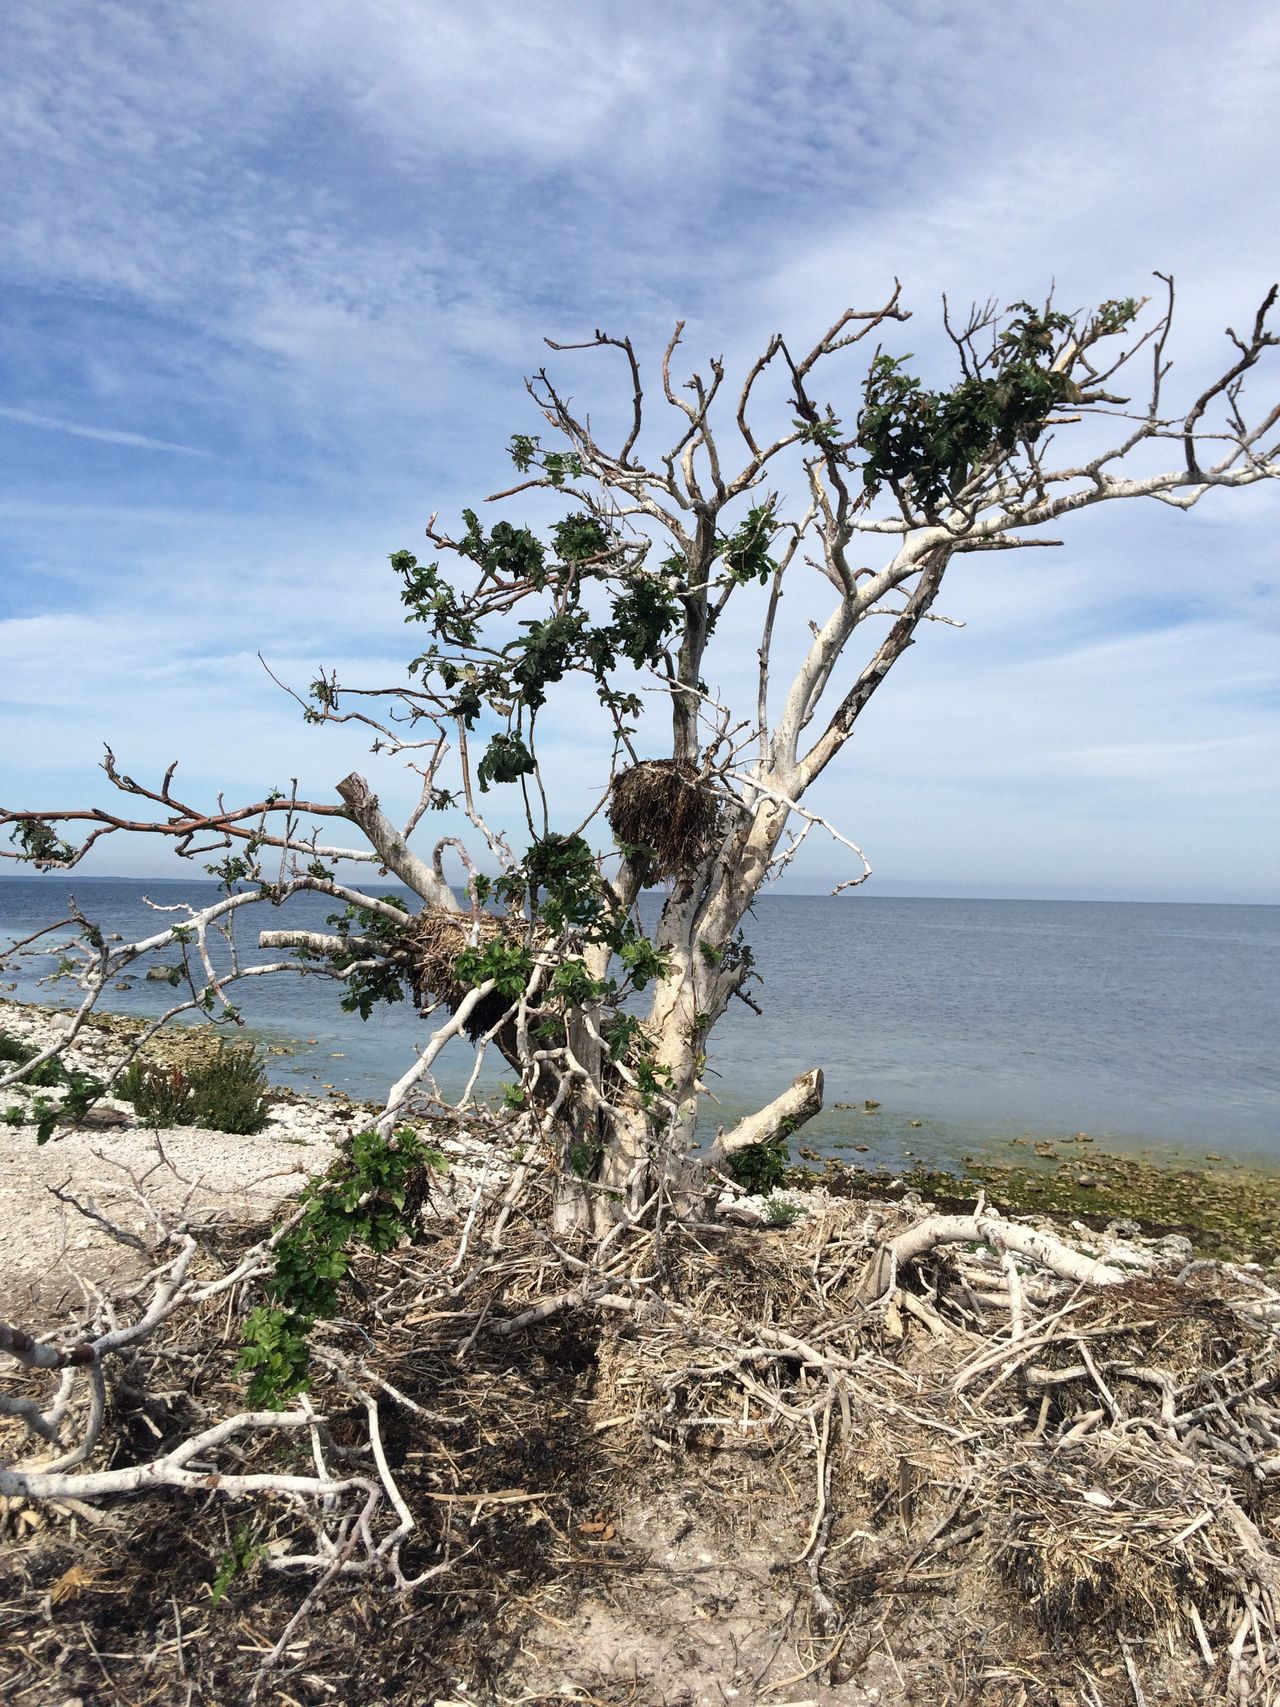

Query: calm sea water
[{"left": 2, "top": 878, "right": 1277, "bottom": 1171}]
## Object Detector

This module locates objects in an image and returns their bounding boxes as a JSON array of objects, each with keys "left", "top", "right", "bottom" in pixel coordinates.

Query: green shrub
[
  {"left": 724, "top": 1134, "right": 789, "bottom": 1195},
  {"left": 191, "top": 1042, "right": 271, "bottom": 1135},
  {"left": 119, "top": 1061, "right": 197, "bottom": 1125},
  {"left": 238, "top": 1124, "right": 446, "bottom": 1403},
  {"left": 120, "top": 1042, "right": 271, "bottom": 1134}
]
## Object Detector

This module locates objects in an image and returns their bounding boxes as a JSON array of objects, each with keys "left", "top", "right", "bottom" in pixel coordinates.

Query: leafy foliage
[
  {"left": 396, "top": 493, "right": 687, "bottom": 764},
  {"left": 323, "top": 897, "right": 413, "bottom": 1020},
  {"left": 718, "top": 503, "right": 777, "bottom": 586},
  {"left": 462, "top": 834, "right": 669, "bottom": 1008},
  {"left": 508, "top": 434, "right": 585, "bottom": 489},
  {"left": 476, "top": 731, "right": 537, "bottom": 792},
  {"left": 857, "top": 299, "right": 1139, "bottom": 513},
  {"left": 0, "top": 1030, "right": 106, "bottom": 1143},
  {"left": 725, "top": 1134, "right": 790, "bottom": 1195},
  {"left": 204, "top": 852, "right": 254, "bottom": 891},
  {"left": 523, "top": 833, "right": 601, "bottom": 930},
  {"left": 0, "top": 1030, "right": 63, "bottom": 1084},
  {"left": 552, "top": 511, "right": 608, "bottom": 562},
  {"left": 453, "top": 937, "right": 535, "bottom": 1000},
  {"left": 6, "top": 819, "right": 77, "bottom": 867},
  {"left": 608, "top": 574, "right": 683, "bottom": 668},
  {"left": 238, "top": 1125, "right": 444, "bottom": 1404},
  {"left": 633, "top": 1054, "right": 674, "bottom": 1110},
  {"left": 192, "top": 1043, "right": 271, "bottom": 1135}
]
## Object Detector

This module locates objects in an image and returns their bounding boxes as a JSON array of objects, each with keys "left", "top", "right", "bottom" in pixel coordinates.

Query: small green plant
[
  {"left": 0, "top": 1030, "right": 65, "bottom": 1086},
  {"left": 725, "top": 1134, "right": 790, "bottom": 1195},
  {"left": 633, "top": 1055, "right": 673, "bottom": 1110},
  {"left": 191, "top": 1042, "right": 271, "bottom": 1135},
  {"left": 209, "top": 1523, "right": 266, "bottom": 1607},
  {"left": 119, "top": 1061, "right": 196, "bottom": 1125},
  {"left": 764, "top": 1197, "right": 804, "bottom": 1228},
  {"left": 0, "top": 1031, "right": 105, "bottom": 1142},
  {"left": 568, "top": 1139, "right": 603, "bottom": 1179},
  {"left": 237, "top": 1125, "right": 445, "bottom": 1405}
]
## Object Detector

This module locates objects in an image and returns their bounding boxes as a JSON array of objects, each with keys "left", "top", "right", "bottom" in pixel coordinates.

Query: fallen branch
[{"left": 858, "top": 1212, "right": 1129, "bottom": 1302}]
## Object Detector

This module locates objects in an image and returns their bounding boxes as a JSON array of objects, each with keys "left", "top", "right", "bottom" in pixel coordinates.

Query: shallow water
[{"left": 2, "top": 879, "right": 1277, "bottom": 1172}]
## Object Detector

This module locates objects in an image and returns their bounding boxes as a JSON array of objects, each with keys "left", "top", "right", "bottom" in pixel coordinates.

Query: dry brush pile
[{"left": 0, "top": 1144, "right": 1278, "bottom": 1706}]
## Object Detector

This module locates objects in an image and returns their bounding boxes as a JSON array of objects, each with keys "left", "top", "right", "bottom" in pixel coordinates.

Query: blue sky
[{"left": 1, "top": 0, "right": 1277, "bottom": 901}]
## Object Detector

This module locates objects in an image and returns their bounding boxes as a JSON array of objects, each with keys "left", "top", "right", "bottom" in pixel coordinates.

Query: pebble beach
[{"left": 0, "top": 999, "right": 509, "bottom": 1322}]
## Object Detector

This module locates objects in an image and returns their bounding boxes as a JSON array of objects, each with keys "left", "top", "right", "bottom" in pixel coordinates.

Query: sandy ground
[{"left": 0, "top": 1000, "right": 355, "bottom": 1321}]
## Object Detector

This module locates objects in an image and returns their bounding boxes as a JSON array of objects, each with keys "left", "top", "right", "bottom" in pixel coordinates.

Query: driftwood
[
  {"left": 1, "top": 1150, "right": 1278, "bottom": 1702},
  {"left": 857, "top": 1209, "right": 1129, "bottom": 1302}
]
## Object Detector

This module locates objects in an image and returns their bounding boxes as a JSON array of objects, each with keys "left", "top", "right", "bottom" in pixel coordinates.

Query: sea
[{"left": 1, "top": 878, "right": 1277, "bottom": 1174}]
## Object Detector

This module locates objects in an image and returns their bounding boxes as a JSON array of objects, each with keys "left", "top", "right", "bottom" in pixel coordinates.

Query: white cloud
[
  {"left": 0, "top": 405, "right": 205, "bottom": 454},
  {"left": 0, "top": 0, "right": 1276, "bottom": 896}
]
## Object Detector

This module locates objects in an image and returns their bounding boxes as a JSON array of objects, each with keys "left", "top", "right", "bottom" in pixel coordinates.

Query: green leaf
[{"left": 476, "top": 732, "right": 537, "bottom": 792}]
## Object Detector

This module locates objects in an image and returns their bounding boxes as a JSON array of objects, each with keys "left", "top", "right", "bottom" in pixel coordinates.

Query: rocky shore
[
  {"left": 6, "top": 993, "right": 1279, "bottom": 1312},
  {"left": 808, "top": 1139, "right": 1280, "bottom": 1265}
]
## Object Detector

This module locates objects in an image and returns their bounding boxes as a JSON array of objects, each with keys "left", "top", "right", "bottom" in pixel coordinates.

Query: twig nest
[
  {"left": 404, "top": 908, "right": 514, "bottom": 1040},
  {"left": 989, "top": 1437, "right": 1250, "bottom": 1637},
  {"left": 606, "top": 760, "right": 725, "bottom": 880}
]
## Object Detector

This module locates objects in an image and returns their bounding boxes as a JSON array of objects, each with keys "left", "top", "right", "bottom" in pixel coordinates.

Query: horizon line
[{"left": 0, "top": 873, "right": 1274, "bottom": 908}]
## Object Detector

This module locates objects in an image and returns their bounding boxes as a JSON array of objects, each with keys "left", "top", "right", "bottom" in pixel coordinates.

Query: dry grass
[{"left": 2, "top": 1182, "right": 1279, "bottom": 1704}]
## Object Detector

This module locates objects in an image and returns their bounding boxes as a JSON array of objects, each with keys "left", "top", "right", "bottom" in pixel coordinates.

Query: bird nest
[
  {"left": 606, "top": 760, "right": 725, "bottom": 881},
  {"left": 403, "top": 908, "right": 518, "bottom": 1041}
]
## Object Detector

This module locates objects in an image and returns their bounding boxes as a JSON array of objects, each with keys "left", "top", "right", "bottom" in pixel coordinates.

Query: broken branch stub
[
  {"left": 335, "top": 773, "right": 458, "bottom": 911},
  {"left": 708, "top": 1067, "right": 824, "bottom": 1164}
]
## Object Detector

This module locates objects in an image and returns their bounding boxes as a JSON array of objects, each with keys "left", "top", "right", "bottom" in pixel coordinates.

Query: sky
[{"left": 0, "top": 0, "right": 1277, "bottom": 903}]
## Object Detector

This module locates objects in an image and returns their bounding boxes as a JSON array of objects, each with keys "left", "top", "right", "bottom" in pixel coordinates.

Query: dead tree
[{"left": 4, "top": 278, "right": 1278, "bottom": 1233}]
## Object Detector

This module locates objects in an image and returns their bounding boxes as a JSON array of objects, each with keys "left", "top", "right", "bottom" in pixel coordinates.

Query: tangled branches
[{"left": 3, "top": 1124, "right": 1279, "bottom": 1701}]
